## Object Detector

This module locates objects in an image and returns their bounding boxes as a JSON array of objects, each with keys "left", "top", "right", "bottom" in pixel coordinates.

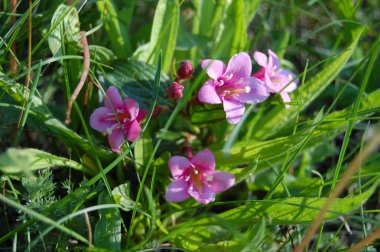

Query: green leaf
[
  {"left": 89, "top": 45, "right": 116, "bottom": 65},
  {"left": 134, "top": 135, "right": 153, "bottom": 168},
  {"left": 96, "top": 0, "right": 134, "bottom": 57},
  {"left": 243, "top": 0, "right": 261, "bottom": 28},
  {"left": 213, "top": 0, "right": 247, "bottom": 58},
  {"left": 112, "top": 183, "right": 135, "bottom": 211},
  {"left": 252, "top": 27, "right": 365, "bottom": 140},
  {"left": 190, "top": 104, "right": 226, "bottom": 125},
  {"left": 99, "top": 59, "right": 172, "bottom": 109},
  {"left": 214, "top": 87, "right": 380, "bottom": 170},
  {"left": 94, "top": 191, "right": 121, "bottom": 250},
  {"left": 48, "top": 4, "right": 81, "bottom": 56},
  {"left": 0, "top": 148, "right": 88, "bottom": 177},
  {"left": 132, "top": 0, "right": 180, "bottom": 72},
  {"left": 171, "top": 185, "right": 376, "bottom": 250}
]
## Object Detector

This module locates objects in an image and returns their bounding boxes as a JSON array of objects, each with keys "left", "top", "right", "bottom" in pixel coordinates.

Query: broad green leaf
[
  {"left": 94, "top": 191, "right": 121, "bottom": 250},
  {"left": 194, "top": 218, "right": 266, "bottom": 252},
  {"left": 243, "top": 0, "right": 261, "bottom": 27},
  {"left": 333, "top": 0, "right": 356, "bottom": 19},
  {"left": 215, "top": 88, "right": 380, "bottom": 169},
  {"left": 171, "top": 185, "right": 376, "bottom": 250},
  {"left": 190, "top": 104, "right": 225, "bottom": 124},
  {"left": 134, "top": 135, "right": 153, "bottom": 168},
  {"left": 0, "top": 148, "right": 89, "bottom": 177},
  {"left": 112, "top": 183, "right": 135, "bottom": 211},
  {"left": 213, "top": 0, "right": 247, "bottom": 58},
  {"left": 252, "top": 27, "right": 364, "bottom": 140},
  {"left": 89, "top": 45, "right": 115, "bottom": 65},
  {"left": 99, "top": 59, "right": 172, "bottom": 109},
  {"left": 0, "top": 72, "right": 113, "bottom": 161},
  {"left": 192, "top": 0, "right": 217, "bottom": 36},
  {"left": 48, "top": 4, "right": 80, "bottom": 56},
  {"left": 96, "top": 0, "right": 134, "bottom": 57},
  {"left": 132, "top": 0, "right": 179, "bottom": 72}
]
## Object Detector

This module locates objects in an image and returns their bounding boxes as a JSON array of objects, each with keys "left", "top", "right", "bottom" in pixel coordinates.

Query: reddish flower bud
[
  {"left": 167, "top": 82, "right": 184, "bottom": 101},
  {"left": 176, "top": 60, "right": 193, "bottom": 81}
]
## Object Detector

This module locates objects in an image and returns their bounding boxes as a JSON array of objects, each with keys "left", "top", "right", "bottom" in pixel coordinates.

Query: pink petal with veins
[
  {"left": 191, "top": 149, "right": 215, "bottom": 171},
  {"left": 224, "top": 52, "right": 252, "bottom": 83},
  {"left": 201, "top": 59, "right": 226, "bottom": 81},
  {"left": 169, "top": 156, "right": 192, "bottom": 179},
  {"left": 209, "top": 171, "right": 235, "bottom": 193},
  {"left": 222, "top": 98, "right": 246, "bottom": 124},
  {"left": 198, "top": 80, "right": 222, "bottom": 104},
  {"left": 165, "top": 179, "right": 190, "bottom": 202},
  {"left": 89, "top": 107, "right": 114, "bottom": 133},
  {"left": 105, "top": 86, "right": 124, "bottom": 109}
]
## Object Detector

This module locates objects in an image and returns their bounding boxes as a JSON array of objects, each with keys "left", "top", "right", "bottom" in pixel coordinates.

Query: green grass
[{"left": 0, "top": 0, "right": 380, "bottom": 251}]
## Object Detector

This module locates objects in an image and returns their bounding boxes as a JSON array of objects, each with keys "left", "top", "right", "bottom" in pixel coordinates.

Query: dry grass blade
[
  {"left": 348, "top": 227, "right": 380, "bottom": 252},
  {"left": 295, "top": 128, "right": 380, "bottom": 252},
  {"left": 65, "top": 31, "right": 90, "bottom": 124}
]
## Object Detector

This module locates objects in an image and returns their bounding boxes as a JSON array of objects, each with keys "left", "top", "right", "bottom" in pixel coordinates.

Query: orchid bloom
[
  {"left": 253, "top": 49, "right": 298, "bottom": 108},
  {"left": 198, "top": 52, "right": 269, "bottom": 124},
  {"left": 165, "top": 149, "right": 235, "bottom": 204},
  {"left": 90, "top": 86, "right": 146, "bottom": 153}
]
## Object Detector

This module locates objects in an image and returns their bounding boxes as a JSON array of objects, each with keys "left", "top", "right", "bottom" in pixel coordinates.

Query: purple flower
[
  {"left": 198, "top": 52, "right": 269, "bottom": 124},
  {"left": 90, "top": 86, "right": 146, "bottom": 153},
  {"left": 165, "top": 149, "right": 235, "bottom": 204},
  {"left": 253, "top": 50, "right": 298, "bottom": 108}
]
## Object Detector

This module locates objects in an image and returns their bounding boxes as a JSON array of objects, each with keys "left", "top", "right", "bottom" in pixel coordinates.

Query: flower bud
[
  {"left": 176, "top": 60, "right": 193, "bottom": 81},
  {"left": 167, "top": 82, "right": 184, "bottom": 101}
]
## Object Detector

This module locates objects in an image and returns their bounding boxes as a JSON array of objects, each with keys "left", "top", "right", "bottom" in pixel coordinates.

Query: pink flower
[
  {"left": 253, "top": 49, "right": 298, "bottom": 108},
  {"left": 90, "top": 86, "right": 146, "bottom": 153},
  {"left": 167, "top": 82, "right": 184, "bottom": 100},
  {"left": 165, "top": 149, "right": 235, "bottom": 204},
  {"left": 198, "top": 52, "right": 269, "bottom": 124}
]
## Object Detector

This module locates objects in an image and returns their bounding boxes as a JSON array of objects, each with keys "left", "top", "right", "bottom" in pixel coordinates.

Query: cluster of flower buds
[{"left": 167, "top": 60, "right": 193, "bottom": 100}]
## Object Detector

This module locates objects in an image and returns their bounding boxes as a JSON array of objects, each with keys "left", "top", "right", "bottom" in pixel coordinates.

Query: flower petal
[
  {"left": 108, "top": 128, "right": 124, "bottom": 153},
  {"left": 136, "top": 109, "right": 147, "bottom": 123},
  {"left": 224, "top": 52, "right": 252, "bottom": 83},
  {"left": 123, "top": 120, "right": 141, "bottom": 142},
  {"left": 280, "top": 92, "right": 291, "bottom": 109},
  {"left": 265, "top": 72, "right": 278, "bottom": 93},
  {"left": 201, "top": 59, "right": 226, "bottom": 80},
  {"left": 165, "top": 179, "right": 190, "bottom": 202},
  {"left": 234, "top": 78, "right": 269, "bottom": 104},
  {"left": 252, "top": 68, "right": 266, "bottom": 81},
  {"left": 123, "top": 98, "right": 139, "bottom": 120},
  {"left": 188, "top": 184, "right": 215, "bottom": 204},
  {"left": 191, "top": 149, "right": 215, "bottom": 171},
  {"left": 198, "top": 80, "right": 222, "bottom": 104},
  {"left": 208, "top": 171, "right": 235, "bottom": 193},
  {"left": 169, "top": 156, "right": 192, "bottom": 179},
  {"left": 222, "top": 98, "right": 246, "bottom": 124},
  {"left": 105, "top": 86, "right": 124, "bottom": 109},
  {"left": 268, "top": 49, "right": 280, "bottom": 69},
  {"left": 90, "top": 107, "right": 115, "bottom": 133},
  {"left": 278, "top": 69, "right": 298, "bottom": 93},
  {"left": 253, "top": 51, "right": 268, "bottom": 67}
]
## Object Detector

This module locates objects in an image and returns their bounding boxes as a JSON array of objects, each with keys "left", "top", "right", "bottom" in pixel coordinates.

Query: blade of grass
[
  {"left": 14, "top": 60, "right": 41, "bottom": 146},
  {"left": 331, "top": 33, "right": 380, "bottom": 190},
  {"left": 0, "top": 193, "right": 88, "bottom": 245}
]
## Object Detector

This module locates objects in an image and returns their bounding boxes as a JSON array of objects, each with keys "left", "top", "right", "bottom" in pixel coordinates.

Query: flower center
[
  {"left": 217, "top": 84, "right": 252, "bottom": 98},
  {"left": 189, "top": 168, "right": 204, "bottom": 192},
  {"left": 117, "top": 111, "right": 131, "bottom": 123}
]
